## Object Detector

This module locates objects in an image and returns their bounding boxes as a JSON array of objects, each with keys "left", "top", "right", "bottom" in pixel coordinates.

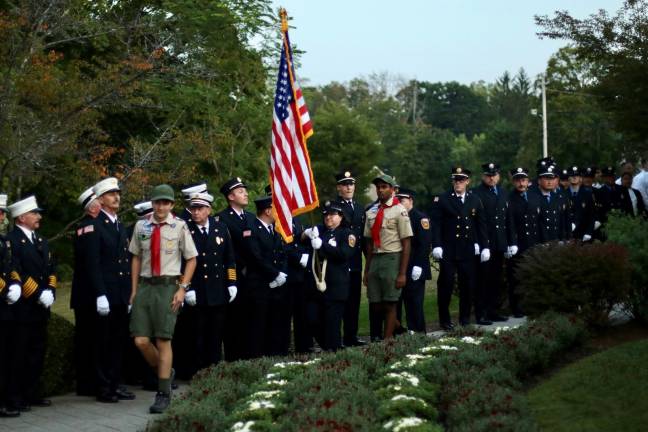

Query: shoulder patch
[
  {"left": 421, "top": 218, "right": 430, "bottom": 230},
  {"left": 348, "top": 234, "right": 356, "bottom": 248},
  {"left": 401, "top": 210, "right": 408, "bottom": 217},
  {"left": 84, "top": 225, "right": 94, "bottom": 234}
]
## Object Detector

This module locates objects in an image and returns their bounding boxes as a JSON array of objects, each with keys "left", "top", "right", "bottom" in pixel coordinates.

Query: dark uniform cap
[
  {"left": 335, "top": 170, "right": 356, "bottom": 184},
  {"left": 254, "top": 195, "right": 272, "bottom": 212},
  {"left": 264, "top": 184, "right": 273, "bottom": 196},
  {"left": 536, "top": 156, "right": 556, "bottom": 170},
  {"left": 538, "top": 164, "right": 558, "bottom": 178},
  {"left": 559, "top": 169, "right": 570, "bottom": 180},
  {"left": 601, "top": 166, "right": 616, "bottom": 177},
  {"left": 567, "top": 165, "right": 581, "bottom": 177},
  {"left": 510, "top": 167, "right": 529, "bottom": 178},
  {"left": 322, "top": 200, "right": 345, "bottom": 216},
  {"left": 220, "top": 177, "right": 247, "bottom": 196},
  {"left": 150, "top": 184, "right": 175, "bottom": 202},
  {"left": 481, "top": 162, "right": 500, "bottom": 175},
  {"left": 451, "top": 166, "right": 471, "bottom": 179},
  {"left": 395, "top": 187, "right": 416, "bottom": 199},
  {"left": 372, "top": 173, "right": 396, "bottom": 187},
  {"left": 582, "top": 166, "right": 596, "bottom": 178}
]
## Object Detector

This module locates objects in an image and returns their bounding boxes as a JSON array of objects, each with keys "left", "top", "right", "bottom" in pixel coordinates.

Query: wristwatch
[{"left": 179, "top": 282, "right": 191, "bottom": 291}]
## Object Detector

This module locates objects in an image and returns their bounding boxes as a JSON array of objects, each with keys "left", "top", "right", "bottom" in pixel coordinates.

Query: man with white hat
[
  {"left": 5, "top": 195, "right": 56, "bottom": 411},
  {"left": 70, "top": 186, "right": 102, "bottom": 397},
  {"left": 0, "top": 204, "right": 22, "bottom": 417},
  {"left": 180, "top": 182, "right": 208, "bottom": 222},
  {"left": 0, "top": 194, "right": 9, "bottom": 236},
  {"left": 83, "top": 177, "right": 134, "bottom": 403}
]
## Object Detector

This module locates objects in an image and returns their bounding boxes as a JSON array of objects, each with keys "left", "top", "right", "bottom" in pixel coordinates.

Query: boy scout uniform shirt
[
  {"left": 129, "top": 214, "right": 198, "bottom": 277},
  {"left": 363, "top": 197, "right": 414, "bottom": 253}
]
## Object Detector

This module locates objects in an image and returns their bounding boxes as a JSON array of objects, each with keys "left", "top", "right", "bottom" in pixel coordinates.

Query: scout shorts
[
  {"left": 367, "top": 252, "right": 402, "bottom": 303},
  {"left": 130, "top": 277, "right": 179, "bottom": 339}
]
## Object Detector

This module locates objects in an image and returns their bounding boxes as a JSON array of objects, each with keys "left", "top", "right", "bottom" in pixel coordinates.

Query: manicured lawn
[{"left": 528, "top": 338, "right": 648, "bottom": 432}]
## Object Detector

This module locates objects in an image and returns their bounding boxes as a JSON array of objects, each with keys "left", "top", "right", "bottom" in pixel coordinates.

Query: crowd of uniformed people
[{"left": 0, "top": 156, "right": 647, "bottom": 416}]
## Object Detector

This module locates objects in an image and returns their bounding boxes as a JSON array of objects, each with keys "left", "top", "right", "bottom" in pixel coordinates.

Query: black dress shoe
[
  {"left": 115, "top": 387, "right": 136, "bottom": 400},
  {"left": 513, "top": 313, "right": 526, "bottom": 318},
  {"left": 0, "top": 406, "right": 20, "bottom": 417},
  {"left": 344, "top": 339, "right": 367, "bottom": 347},
  {"left": 14, "top": 403, "right": 31, "bottom": 412},
  {"left": 97, "top": 392, "right": 119, "bottom": 403},
  {"left": 488, "top": 314, "right": 509, "bottom": 322},
  {"left": 29, "top": 399, "right": 51, "bottom": 407},
  {"left": 440, "top": 322, "right": 455, "bottom": 331},
  {"left": 459, "top": 319, "right": 471, "bottom": 327},
  {"left": 476, "top": 318, "right": 493, "bottom": 325},
  {"left": 370, "top": 336, "right": 383, "bottom": 343}
]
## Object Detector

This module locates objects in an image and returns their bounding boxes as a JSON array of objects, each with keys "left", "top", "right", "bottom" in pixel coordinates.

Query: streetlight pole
[{"left": 541, "top": 74, "right": 548, "bottom": 157}]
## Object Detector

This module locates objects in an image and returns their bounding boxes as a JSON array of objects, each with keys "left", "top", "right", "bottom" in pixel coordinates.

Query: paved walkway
[{"left": 0, "top": 385, "right": 184, "bottom": 432}]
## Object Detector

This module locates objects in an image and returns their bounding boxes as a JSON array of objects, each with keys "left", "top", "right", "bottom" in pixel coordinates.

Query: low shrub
[
  {"left": 605, "top": 211, "right": 648, "bottom": 323},
  {"left": 515, "top": 242, "right": 631, "bottom": 326},
  {"left": 39, "top": 312, "right": 75, "bottom": 397}
]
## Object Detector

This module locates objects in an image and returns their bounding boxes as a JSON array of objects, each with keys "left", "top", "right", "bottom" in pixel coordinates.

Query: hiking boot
[{"left": 149, "top": 391, "right": 171, "bottom": 414}]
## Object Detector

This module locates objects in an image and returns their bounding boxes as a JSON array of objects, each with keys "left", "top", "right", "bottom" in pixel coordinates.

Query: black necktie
[
  {"left": 348, "top": 200, "right": 354, "bottom": 210},
  {"left": 522, "top": 192, "right": 528, "bottom": 202},
  {"left": 268, "top": 225, "right": 274, "bottom": 236},
  {"left": 31, "top": 232, "right": 37, "bottom": 244},
  {"left": 546, "top": 194, "right": 551, "bottom": 203},
  {"left": 491, "top": 187, "right": 497, "bottom": 196},
  {"left": 201, "top": 226, "right": 208, "bottom": 236}
]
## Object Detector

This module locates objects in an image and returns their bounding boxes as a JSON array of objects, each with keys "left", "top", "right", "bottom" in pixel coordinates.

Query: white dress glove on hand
[
  {"left": 432, "top": 247, "right": 443, "bottom": 260},
  {"left": 227, "top": 285, "right": 237, "bottom": 302},
  {"left": 38, "top": 289, "right": 54, "bottom": 308},
  {"left": 96, "top": 295, "right": 110, "bottom": 315},
  {"left": 6, "top": 284, "right": 21, "bottom": 304},
  {"left": 474, "top": 243, "right": 480, "bottom": 255},
  {"left": 184, "top": 290, "right": 197, "bottom": 306},
  {"left": 509, "top": 245, "right": 519, "bottom": 256},
  {"left": 276, "top": 272, "right": 288, "bottom": 287},
  {"left": 304, "top": 227, "right": 320, "bottom": 240},
  {"left": 128, "top": 304, "right": 132, "bottom": 314},
  {"left": 269, "top": 280, "right": 278, "bottom": 289},
  {"left": 594, "top": 221, "right": 602, "bottom": 230},
  {"left": 571, "top": 222, "right": 576, "bottom": 232},
  {"left": 480, "top": 248, "right": 491, "bottom": 263},
  {"left": 327, "top": 238, "right": 337, "bottom": 247},
  {"left": 311, "top": 237, "right": 323, "bottom": 250},
  {"left": 411, "top": 266, "right": 422, "bottom": 281},
  {"left": 582, "top": 234, "right": 592, "bottom": 242},
  {"left": 299, "top": 253, "right": 309, "bottom": 268}
]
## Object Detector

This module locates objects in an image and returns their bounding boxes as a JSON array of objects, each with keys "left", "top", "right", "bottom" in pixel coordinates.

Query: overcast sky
[{"left": 272, "top": 0, "right": 624, "bottom": 86}]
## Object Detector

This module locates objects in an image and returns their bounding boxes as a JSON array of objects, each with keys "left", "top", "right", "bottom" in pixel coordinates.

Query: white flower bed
[{"left": 383, "top": 416, "right": 427, "bottom": 431}]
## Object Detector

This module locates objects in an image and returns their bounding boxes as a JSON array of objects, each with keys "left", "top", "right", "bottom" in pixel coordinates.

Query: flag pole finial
[{"left": 279, "top": 8, "right": 288, "bottom": 32}]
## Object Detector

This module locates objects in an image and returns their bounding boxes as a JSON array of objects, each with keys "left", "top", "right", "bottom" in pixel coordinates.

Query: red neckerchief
[
  {"left": 151, "top": 222, "right": 167, "bottom": 276},
  {"left": 371, "top": 196, "right": 400, "bottom": 248}
]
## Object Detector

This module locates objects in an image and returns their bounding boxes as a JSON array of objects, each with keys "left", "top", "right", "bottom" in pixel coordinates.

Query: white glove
[
  {"left": 128, "top": 304, "right": 132, "bottom": 314},
  {"left": 184, "top": 290, "right": 197, "bottom": 306},
  {"left": 474, "top": 243, "right": 480, "bottom": 255},
  {"left": 6, "top": 284, "right": 21, "bottom": 304},
  {"left": 269, "top": 280, "right": 278, "bottom": 289},
  {"left": 276, "top": 272, "right": 287, "bottom": 287},
  {"left": 96, "top": 295, "right": 110, "bottom": 316},
  {"left": 509, "top": 245, "right": 519, "bottom": 256},
  {"left": 38, "top": 289, "right": 54, "bottom": 309},
  {"left": 311, "top": 237, "right": 322, "bottom": 250},
  {"left": 327, "top": 238, "right": 337, "bottom": 247},
  {"left": 594, "top": 221, "right": 601, "bottom": 230},
  {"left": 411, "top": 266, "right": 422, "bottom": 281},
  {"left": 299, "top": 253, "right": 309, "bottom": 268},
  {"left": 432, "top": 247, "right": 443, "bottom": 260},
  {"left": 304, "top": 227, "right": 319, "bottom": 240},
  {"left": 480, "top": 248, "right": 491, "bottom": 263},
  {"left": 582, "top": 234, "right": 592, "bottom": 242},
  {"left": 504, "top": 250, "right": 512, "bottom": 259},
  {"left": 571, "top": 223, "right": 576, "bottom": 232},
  {"left": 228, "top": 285, "right": 237, "bottom": 302}
]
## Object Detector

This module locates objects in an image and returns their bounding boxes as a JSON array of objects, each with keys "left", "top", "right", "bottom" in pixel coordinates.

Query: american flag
[{"left": 270, "top": 25, "right": 318, "bottom": 243}]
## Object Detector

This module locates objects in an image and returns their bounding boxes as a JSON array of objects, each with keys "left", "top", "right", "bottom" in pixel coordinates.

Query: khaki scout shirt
[
  {"left": 129, "top": 213, "right": 198, "bottom": 277},
  {"left": 364, "top": 197, "right": 413, "bottom": 253}
]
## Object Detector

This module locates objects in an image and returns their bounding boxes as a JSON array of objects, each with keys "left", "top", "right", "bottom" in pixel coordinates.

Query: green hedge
[
  {"left": 148, "top": 313, "right": 586, "bottom": 432},
  {"left": 39, "top": 312, "right": 75, "bottom": 397}
]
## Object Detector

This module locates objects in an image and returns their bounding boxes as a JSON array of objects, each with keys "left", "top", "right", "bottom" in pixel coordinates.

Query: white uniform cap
[
  {"left": 78, "top": 187, "right": 97, "bottom": 209},
  {"left": 181, "top": 183, "right": 208, "bottom": 198},
  {"left": 92, "top": 177, "right": 120, "bottom": 197},
  {"left": 0, "top": 194, "right": 7, "bottom": 210},
  {"left": 188, "top": 192, "right": 214, "bottom": 208},
  {"left": 133, "top": 201, "right": 153, "bottom": 217},
  {"left": 8, "top": 196, "right": 42, "bottom": 218}
]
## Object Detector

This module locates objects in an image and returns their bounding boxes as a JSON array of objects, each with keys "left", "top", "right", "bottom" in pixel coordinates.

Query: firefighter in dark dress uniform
[
  {"left": 303, "top": 200, "right": 355, "bottom": 351},
  {"left": 531, "top": 164, "right": 568, "bottom": 243},
  {"left": 431, "top": 167, "right": 489, "bottom": 330},
  {"left": 565, "top": 166, "right": 595, "bottom": 242},
  {"left": 394, "top": 187, "right": 432, "bottom": 333}
]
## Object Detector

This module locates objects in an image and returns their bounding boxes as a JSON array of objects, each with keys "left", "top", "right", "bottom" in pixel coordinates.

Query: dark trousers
[
  {"left": 308, "top": 299, "right": 345, "bottom": 351},
  {"left": 73, "top": 307, "right": 97, "bottom": 395},
  {"left": 506, "top": 255, "right": 524, "bottom": 315},
  {"left": 343, "top": 270, "right": 362, "bottom": 344},
  {"left": 172, "top": 307, "right": 196, "bottom": 379},
  {"left": 437, "top": 258, "right": 474, "bottom": 325},
  {"left": 0, "top": 319, "right": 21, "bottom": 407},
  {"left": 224, "top": 281, "right": 248, "bottom": 361},
  {"left": 13, "top": 319, "right": 48, "bottom": 405},
  {"left": 475, "top": 252, "right": 504, "bottom": 319},
  {"left": 291, "top": 281, "right": 313, "bottom": 353},
  {"left": 193, "top": 305, "right": 226, "bottom": 370},
  {"left": 95, "top": 305, "right": 129, "bottom": 394},
  {"left": 247, "top": 291, "right": 291, "bottom": 358},
  {"left": 399, "top": 279, "right": 426, "bottom": 333}
]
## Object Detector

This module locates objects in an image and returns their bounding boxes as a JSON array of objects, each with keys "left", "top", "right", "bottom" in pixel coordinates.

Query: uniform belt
[{"left": 142, "top": 276, "right": 178, "bottom": 285}]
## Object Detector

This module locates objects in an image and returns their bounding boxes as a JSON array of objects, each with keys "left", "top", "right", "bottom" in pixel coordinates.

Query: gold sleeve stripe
[
  {"left": 22, "top": 277, "right": 39, "bottom": 298},
  {"left": 0, "top": 278, "right": 6, "bottom": 292},
  {"left": 10, "top": 271, "right": 21, "bottom": 281},
  {"left": 227, "top": 269, "right": 237, "bottom": 281},
  {"left": 48, "top": 275, "right": 57, "bottom": 289}
]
